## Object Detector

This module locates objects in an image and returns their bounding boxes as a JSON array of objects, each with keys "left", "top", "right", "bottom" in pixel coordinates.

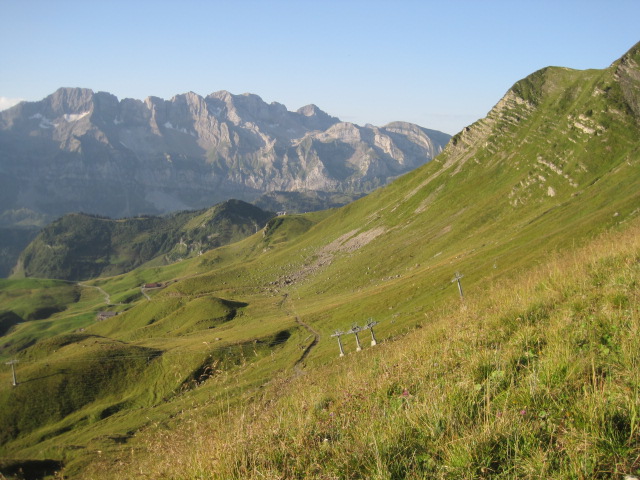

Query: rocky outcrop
[{"left": 0, "top": 88, "right": 450, "bottom": 225}]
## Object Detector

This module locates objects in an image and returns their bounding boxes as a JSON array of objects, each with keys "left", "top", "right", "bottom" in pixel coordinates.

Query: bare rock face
[{"left": 0, "top": 88, "right": 450, "bottom": 224}]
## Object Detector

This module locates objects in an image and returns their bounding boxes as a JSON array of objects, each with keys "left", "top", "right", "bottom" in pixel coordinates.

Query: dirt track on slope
[{"left": 281, "top": 293, "right": 319, "bottom": 370}]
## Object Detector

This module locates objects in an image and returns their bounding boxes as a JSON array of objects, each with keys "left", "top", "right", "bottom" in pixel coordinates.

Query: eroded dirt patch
[{"left": 273, "top": 227, "right": 387, "bottom": 287}]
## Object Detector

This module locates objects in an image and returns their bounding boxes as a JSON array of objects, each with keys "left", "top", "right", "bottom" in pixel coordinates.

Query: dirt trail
[
  {"left": 77, "top": 283, "right": 112, "bottom": 305},
  {"left": 271, "top": 229, "right": 387, "bottom": 368},
  {"left": 282, "top": 293, "right": 320, "bottom": 370}
]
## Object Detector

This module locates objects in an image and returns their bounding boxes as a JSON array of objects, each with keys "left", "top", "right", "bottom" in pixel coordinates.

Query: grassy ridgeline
[
  {"left": 12, "top": 200, "right": 274, "bottom": 281},
  {"left": 90, "top": 219, "right": 640, "bottom": 479}
]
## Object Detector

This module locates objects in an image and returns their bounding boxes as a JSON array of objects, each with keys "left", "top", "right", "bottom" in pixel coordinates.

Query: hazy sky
[{"left": 1, "top": 0, "right": 639, "bottom": 134}]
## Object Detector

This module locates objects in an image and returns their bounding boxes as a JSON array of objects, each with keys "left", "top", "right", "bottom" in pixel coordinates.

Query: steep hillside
[
  {"left": 11, "top": 199, "right": 274, "bottom": 280},
  {"left": 93, "top": 213, "right": 640, "bottom": 480},
  {"left": 0, "top": 42, "right": 638, "bottom": 479}
]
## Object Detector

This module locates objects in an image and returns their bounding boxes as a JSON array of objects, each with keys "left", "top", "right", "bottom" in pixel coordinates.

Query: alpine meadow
[{"left": 1, "top": 41, "right": 640, "bottom": 479}]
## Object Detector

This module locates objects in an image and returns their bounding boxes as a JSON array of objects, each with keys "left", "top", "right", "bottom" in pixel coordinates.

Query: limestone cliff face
[{"left": 0, "top": 88, "right": 450, "bottom": 223}]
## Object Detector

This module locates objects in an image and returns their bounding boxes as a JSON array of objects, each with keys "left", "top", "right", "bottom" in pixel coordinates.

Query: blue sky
[{"left": 1, "top": 0, "right": 638, "bottom": 134}]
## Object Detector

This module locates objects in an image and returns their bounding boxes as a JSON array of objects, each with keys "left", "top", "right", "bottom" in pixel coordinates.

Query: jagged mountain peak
[
  {"left": 382, "top": 121, "right": 430, "bottom": 135},
  {"left": 143, "top": 95, "right": 164, "bottom": 111},
  {"left": 324, "top": 121, "right": 362, "bottom": 139},
  {"left": 48, "top": 87, "right": 95, "bottom": 108},
  {"left": 0, "top": 87, "right": 98, "bottom": 130},
  {"left": 170, "top": 91, "right": 206, "bottom": 106},
  {"left": 206, "top": 89, "right": 233, "bottom": 100},
  {"left": 7, "top": 87, "right": 117, "bottom": 117},
  {"left": 166, "top": 91, "right": 210, "bottom": 119},
  {"left": 297, "top": 104, "right": 323, "bottom": 117},
  {"left": 36, "top": 87, "right": 97, "bottom": 120},
  {"left": 296, "top": 104, "right": 339, "bottom": 131}
]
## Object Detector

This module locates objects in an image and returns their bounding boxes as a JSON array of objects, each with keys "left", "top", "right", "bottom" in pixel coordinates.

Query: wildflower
[{"left": 519, "top": 409, "right": 527, "bottom": 416}]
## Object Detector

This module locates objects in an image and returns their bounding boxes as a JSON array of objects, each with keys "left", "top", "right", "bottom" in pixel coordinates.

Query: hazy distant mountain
[{"left": 0, "top": 88, "right": 450, "bottom": 227}]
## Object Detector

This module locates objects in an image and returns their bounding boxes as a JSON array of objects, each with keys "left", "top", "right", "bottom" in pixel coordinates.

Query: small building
[
  {"left": 143, "top": 282, "right": 163, "bottom": 289},
  {"left": 96, "top": 311, "right": 118, "bottom": 321}
]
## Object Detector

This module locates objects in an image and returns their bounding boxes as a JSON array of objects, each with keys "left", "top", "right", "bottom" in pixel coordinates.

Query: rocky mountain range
[{"left": 0, "top": 88, "right": 450, "bottom": 226}]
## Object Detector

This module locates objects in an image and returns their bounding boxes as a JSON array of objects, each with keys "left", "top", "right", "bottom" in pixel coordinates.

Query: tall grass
[{"left": 86, "top": 220, "right": 640, "bottom": 479}]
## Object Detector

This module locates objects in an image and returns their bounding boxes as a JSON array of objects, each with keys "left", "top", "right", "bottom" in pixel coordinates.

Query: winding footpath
[
  {"left": 140, "top": 287, "right": 152, "bottom": 301},
  {"left": 282, "top": 293, "right": 320, "bottom": 370},
  {"left": 77, "top": 282, "right": 112, "bottom": 305}
]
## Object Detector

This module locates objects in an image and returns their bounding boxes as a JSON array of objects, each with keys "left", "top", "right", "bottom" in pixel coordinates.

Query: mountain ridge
[
  {"left": 0, "top": 87, "right": 450, "bottom": 223},
  {"left": 11, "top": 199, "right": 275, "bottom": 281}
]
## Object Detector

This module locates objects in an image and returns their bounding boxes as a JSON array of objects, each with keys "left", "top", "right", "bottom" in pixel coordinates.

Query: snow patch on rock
[{"left": 63, "top": 112, "right": 90, "bottom": 122}]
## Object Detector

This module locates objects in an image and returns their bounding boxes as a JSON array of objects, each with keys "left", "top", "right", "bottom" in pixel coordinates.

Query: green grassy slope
[
  {"left": 93, "top": 211, "right": 640, "bottom": 480},
  {"left": 0, "top": 278, "right": 81, "bottom": 351},
  {"left": 254, "top": 190, "right": 366, "bottom": 214},
  {"left": 0, "top": 42, "right": 639, "bottom": 478}
]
